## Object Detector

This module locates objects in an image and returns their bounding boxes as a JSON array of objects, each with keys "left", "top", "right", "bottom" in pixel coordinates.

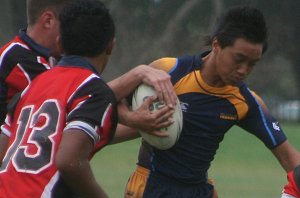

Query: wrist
[
  {"left": 118, "top": 104, "right": 134, "bottom": 127},
  {"left": 134, "top": 65, "right": 147, "bottom": 83}
]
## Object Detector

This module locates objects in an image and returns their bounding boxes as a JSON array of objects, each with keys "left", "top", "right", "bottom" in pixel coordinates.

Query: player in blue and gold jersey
[{"left": 125, "top": 6, "right": 300, "bottom": 198}]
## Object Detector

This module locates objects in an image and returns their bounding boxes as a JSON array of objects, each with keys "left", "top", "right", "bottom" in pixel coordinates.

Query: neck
[
  {"left": 27, "top": 25, "right": 48, "bottom": 49},
  {"left": 201, "top": 52, "right": 225, "bottom": 87},
  {"left": 85, "top": 53, "right": 108, "bottom": 74}
]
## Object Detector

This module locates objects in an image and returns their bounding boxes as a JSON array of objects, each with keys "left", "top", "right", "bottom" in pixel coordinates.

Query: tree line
[{"left": 1, "top": 0, "right": 299, "bottom": 100}]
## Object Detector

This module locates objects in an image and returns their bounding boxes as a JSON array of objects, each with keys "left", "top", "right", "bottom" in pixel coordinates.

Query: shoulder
[
  {"left": 0, "top": 37, "right": 45, "bottom": 73},
  {"left": 0, "top": 36, "right": 30, "bottom": 58},
  {"left": 150, "top": 55, "right": 201, "bottom": 74},
  {"left": 149, "top": 57, "right": 177, "bottom": 72},
  {"left": 241, "top": 85, "right": 267, "bottom": 110}
]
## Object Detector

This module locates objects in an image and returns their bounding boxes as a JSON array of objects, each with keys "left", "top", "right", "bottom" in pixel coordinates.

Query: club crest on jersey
[
  {"left": 180, "top": 102, "right": 189, "bottom": 112},
  {"left": 272, "top": 122, "right": 280, "bottom": 131}
]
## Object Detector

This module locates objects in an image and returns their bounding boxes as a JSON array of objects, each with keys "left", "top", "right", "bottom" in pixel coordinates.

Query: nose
[{"left": 237, "top": 64, "right": 251, "bottom": 76}]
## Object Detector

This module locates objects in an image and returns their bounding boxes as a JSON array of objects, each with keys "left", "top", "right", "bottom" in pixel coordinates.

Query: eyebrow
[{"left": 235, "top": 53, "right": 260, "bottom": 62}]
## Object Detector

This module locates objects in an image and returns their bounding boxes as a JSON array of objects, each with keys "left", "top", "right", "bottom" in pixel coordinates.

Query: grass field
[{"left": 91, "top": 122, "right": 300, "bottom": 198}]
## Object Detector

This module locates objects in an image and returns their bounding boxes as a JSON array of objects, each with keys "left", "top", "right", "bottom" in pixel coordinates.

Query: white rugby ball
[{"left": 132, "top": 83, "right": 183, "bottom": 150}]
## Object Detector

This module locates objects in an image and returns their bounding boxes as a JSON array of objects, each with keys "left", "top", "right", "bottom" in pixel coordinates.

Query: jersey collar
[
  {"left": 57, "top": 55, "right": 99, "bottom": 75},
  {"left": 19, "top": 29, "right": 51, "bottom": 59}
]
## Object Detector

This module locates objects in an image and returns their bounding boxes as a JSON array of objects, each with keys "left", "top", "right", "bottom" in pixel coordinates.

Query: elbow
[
  {"left": 55, "top": 153, "right": 81, "bottom": 173},
  {"left": 55, "top": 156, "right": 70, "bottom": 172}
]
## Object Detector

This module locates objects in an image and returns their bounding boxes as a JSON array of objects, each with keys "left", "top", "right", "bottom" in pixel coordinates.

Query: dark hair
[
  {"left": 26, "top": 0, "right": 74, "bottom": 25},
  {"left": 59, "top": 0, "right": 115, "bottom": 57},
  {"left": 210, "top": 6, "right": 268, "bottom": 53}
]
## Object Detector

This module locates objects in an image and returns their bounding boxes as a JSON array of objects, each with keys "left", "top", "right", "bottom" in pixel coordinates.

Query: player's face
[
  {"left": 48, "top": 17, "right": 61, "bottom": 57},
  {"left": 214, "top": 38, "right": 263, "bottom": 86}
]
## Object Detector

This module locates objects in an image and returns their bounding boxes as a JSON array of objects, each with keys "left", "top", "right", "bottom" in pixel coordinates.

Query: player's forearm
[
  {"left": 272, "top": 140, "right": 300, "bottom": 172},
  {"left": 107, "top": 65, "right": 148, "bottom": 101},
  {"left": 56, "top": 129, "right": 108, "bottom": 197},
  {"left": 59, "top": 160, "right": 108, "bottom": 198},
  {"left": 111, "top": 124, "right": 140, "bottom": 144}
]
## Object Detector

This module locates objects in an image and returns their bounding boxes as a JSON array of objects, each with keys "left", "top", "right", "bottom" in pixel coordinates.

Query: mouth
[{"left": 230, "top": 76, "right": 244, "bottom": 85}]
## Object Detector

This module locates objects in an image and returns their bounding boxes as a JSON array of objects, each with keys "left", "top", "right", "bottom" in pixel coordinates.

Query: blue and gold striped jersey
[{"left": 137, "top": 52, "right": 287, "bottom": 184}]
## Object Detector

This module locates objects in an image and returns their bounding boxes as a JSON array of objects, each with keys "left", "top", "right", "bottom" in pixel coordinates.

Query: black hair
[
  {"left": 210, "top": 6, "right": 268, "bottom": 53},
  {"left": 59, "top": 0, "right": 115, "bottom": 57}
]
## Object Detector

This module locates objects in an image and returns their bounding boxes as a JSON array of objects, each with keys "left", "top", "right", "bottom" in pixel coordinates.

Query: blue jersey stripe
[
  {"left": 168, "top": 58, "right": 178, "bottom": 75},
  {"left": 250, "top": 89, "right": 277, "bottom": 146}
]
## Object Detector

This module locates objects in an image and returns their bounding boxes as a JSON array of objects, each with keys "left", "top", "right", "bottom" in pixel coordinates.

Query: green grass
[{"left": 91, "top": 122, "right": 300, "bottom": 198}]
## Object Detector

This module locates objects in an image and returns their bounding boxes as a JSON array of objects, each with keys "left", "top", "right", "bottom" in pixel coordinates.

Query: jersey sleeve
[
  {"left": 65, "top": 77, "right": 118, "bottom": 151},
  {"left": 237, "top": 90, "right": 287, "bottom": 149},
  {"left": 150, "top": 57, "right": 177, "bottom": 73},
  {"left": 0, "top": 44, "right": 50, "bottom": 124}
]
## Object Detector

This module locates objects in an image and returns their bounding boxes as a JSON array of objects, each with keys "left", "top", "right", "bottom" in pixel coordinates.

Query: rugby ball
[{"left": 132, "top": 83, "right": 183, "bottom": 150}]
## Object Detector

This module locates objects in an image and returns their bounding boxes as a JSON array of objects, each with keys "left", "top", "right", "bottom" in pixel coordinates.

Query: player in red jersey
[
  {"left": 0, "top": 0, "right": 76, "bottom": 125},
  {"left": 282, "top": 165, "right": 300, "bottom": 198},
  {"left": 0, "top": 0, "right": 175, "bottom": 197},
  {"left": 0, "top": 0, "right": 76, "bottom": 160}
]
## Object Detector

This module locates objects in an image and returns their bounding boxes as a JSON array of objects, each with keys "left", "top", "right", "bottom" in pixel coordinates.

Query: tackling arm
[
  {"left": 107, "top": 65, "right": 176, "bottom": 106},
  {"left": 272, "top": 140, "right": 300, "bottom": 172},
  {"left": 56, "top": 128, "right": 108, "bottom": 198}
]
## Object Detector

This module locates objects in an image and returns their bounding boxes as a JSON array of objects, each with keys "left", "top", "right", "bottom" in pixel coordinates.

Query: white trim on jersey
[
  {"left": 41, "top": 171, "right": 60, "bottom": 198},
  {"left": 17, "top": 63, "right": 31, "bottom": 84},
  {"left": 101, "top": 103, "right": 113, "bottom": 127},
  {"left": 67, "top": 73, "right": 100, "bottom": 104},
  {"left": 281, "top": 193, "right": 297, "bottom": 198},
  {"left": 67, "top": 99, "right": 88, "bottom": 119},
  {"left": 0, "top": 42, "right": 30, "bottom": 69},
  {"left": 64, "top": 120, "right": 100, "bottom": 145},
  {"left": 37, "top": 56, "right": 52, "bottom": 69},
  {"left": 0, "top": 125, "right": 11, "bottom": 137}
]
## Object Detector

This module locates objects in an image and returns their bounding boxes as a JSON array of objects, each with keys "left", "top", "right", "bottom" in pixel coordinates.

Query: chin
[{"left": 227, "top": 81, "right": 240, "bottom": 86}]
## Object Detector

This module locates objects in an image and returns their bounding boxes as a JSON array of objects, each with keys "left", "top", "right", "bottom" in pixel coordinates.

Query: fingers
[
  {"left": 152, "top": 76, "right": 177, "bottom": 107},
  {"left": 148, "top": 130, "right": 169, "bottom": 137},
  {"left": 148, "top": 106, "right": 174, "bottom": 135},
  {"left": 140, "top": 66, "right": 177, "bottom": 107},
  {"left": 153, "top": 106, "right": 174, "bottom": 122},
  {"left": 130, "top": 91, "right": 176, "bottom": 135},
  {"left": 142, "top": 95, "right": 158, "bottom": 106}
]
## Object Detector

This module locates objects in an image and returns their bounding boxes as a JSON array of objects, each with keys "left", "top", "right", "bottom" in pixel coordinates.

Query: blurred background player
[
  {"left": 0, "top": 0, "right": 74, "bottom": 124},
  {"left": 124, "top": 6, "right": 300, "bottom": 198},
  {"left": 0, "top": 0, "right": 75, "bottom": 159},
  {"left": 0, "top": 0, "right": 176, "bottom": 197}
]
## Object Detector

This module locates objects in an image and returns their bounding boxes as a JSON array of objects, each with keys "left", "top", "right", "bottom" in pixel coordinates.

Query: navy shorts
[{"left": 143, "top": 172, "right": 214, "bottom": 198}]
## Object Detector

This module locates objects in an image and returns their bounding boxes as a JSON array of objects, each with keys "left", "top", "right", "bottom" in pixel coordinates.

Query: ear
[
  {"left": 105, "top": 38, "right": 116, "bottom": 55},
  {"left": 212, "top": 38, "right": 220, "bottom": 53},
  {"left": 39, "top": 10, "right": 57, "bottom": 29}
]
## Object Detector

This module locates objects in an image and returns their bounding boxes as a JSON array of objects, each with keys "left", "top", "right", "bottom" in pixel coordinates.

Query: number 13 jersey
[{"left": 0, "top": 56, "right": 118, "bottom": 198}]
